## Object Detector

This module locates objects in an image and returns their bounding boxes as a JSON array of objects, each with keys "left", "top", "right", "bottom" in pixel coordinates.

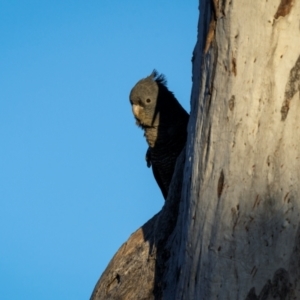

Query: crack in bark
[
  {"left": 204, "top": 18, "right": 216, "bottom": 54},
  {"left": 281, "top": 55, "right": 300, "bottom": 121},
  {"left": 204, "top": 0, "right": 220, "bottom": 53},
  {"left": 217, "top": 169, "right": 225, "bottom": 198},
  {"left": 229, "top": 95, "right": 235, "bottom": 111},
  {"left": 232, "top": 56, "right": 237, "bottom": 76}
]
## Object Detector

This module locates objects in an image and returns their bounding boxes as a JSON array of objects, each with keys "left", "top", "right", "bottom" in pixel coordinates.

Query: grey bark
[{"left": 91, "top": 0, "right": 300, "bottom": 299}]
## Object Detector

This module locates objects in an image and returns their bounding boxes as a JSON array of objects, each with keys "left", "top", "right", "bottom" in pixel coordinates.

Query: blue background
[{"left": 0, "top": 1, "right": 198, "bottom": 299}]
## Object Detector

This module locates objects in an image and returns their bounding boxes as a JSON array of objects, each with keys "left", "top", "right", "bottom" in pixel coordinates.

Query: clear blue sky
[{"left": 0, "top": 1, "right": 198, "bottom": 299}]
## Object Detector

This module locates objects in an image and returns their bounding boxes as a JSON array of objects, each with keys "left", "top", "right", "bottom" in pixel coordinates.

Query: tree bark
[
  {"left": 91, "top": 0, "right": 300, "bottom": 299},
  {"left": 90, "top": 150, "right": 186, "bottom": 299}
]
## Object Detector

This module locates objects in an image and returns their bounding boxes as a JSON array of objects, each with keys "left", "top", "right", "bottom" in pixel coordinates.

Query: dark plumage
[{"left": 129, "top": 70, "right": 189, "bottom": 199}]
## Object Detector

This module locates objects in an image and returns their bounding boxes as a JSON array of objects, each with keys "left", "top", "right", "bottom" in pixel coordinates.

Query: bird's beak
[{"left": 132, "top": 104, "right": 140, "bottom": 118}]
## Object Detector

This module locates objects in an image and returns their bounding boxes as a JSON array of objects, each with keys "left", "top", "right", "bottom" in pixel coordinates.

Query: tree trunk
[{"left": 91, "top": 0, "right": 300, "bottom": 299}]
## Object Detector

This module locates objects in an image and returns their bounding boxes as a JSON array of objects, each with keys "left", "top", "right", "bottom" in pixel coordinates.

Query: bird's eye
[{"left": 146, "top": 98, "right": 151, "bottom": 103}]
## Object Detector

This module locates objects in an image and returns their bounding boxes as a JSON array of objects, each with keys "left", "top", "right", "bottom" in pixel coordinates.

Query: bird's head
[{"left": 129, "top": 70, "right": 168, "bottom": 128}]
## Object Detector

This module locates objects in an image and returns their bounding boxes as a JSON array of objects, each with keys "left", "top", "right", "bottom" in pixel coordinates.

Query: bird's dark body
[{"left": 129, "top": 71, "right": 189, "bottom": 200}]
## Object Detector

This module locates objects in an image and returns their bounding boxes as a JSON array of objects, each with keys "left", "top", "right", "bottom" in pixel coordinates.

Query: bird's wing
[
  {"left": 151, "top": 163, "right": 168, "bottom": 200},
  {"left": 145, "top": 147, "right": 152, "bottom": 168},
  {"left": 146, "top": 147, "right": 168, "bottom": 199}
]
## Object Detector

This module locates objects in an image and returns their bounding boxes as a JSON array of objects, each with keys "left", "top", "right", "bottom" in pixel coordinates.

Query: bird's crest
[{"left": 151, "top": 70, "right": 167, "bottom": 87}]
